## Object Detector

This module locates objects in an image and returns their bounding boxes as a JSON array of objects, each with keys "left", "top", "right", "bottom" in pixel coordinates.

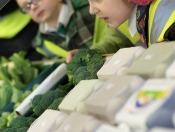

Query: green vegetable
[
  {"left": 0, "top": 81, "right": 13, "bottom": 109},
  {"left": 16, "top": 127, "right": 28, "bottom": 132},
  {"left": 67, "top": 49, "right": 104, "bottom": 85},
  {"left": 0, "top": 112, "right": 10, "bottom": 128},
  {"left": 0, "top": 57, "right": 9, "bottom": 65},
  {"left": 11, "top": 80, "right": 26, "bottom": 91},
  {"left": 0, "top": 117, "right": 7, "bottom": 128},
  {"left": 1, "top": 112, "right": 10, "bottom": 118},
  {"left": 31, "top": 89, "right": 67, "bottom": 116},
  {"left": 32, "top": 84, "right": 40, "bottom": 91},
  {"left": 13, "top": 102, "right": 21, "bottom": 111},
  {"left": 9, "top": 52, "right": 38, "bottom": 84},
  {"left": 23, "top": 90, "right": 32, "bottom": 100},
  {"left": 0, "top": 65, "right": 11, "bottom": 81},
  {"left": 9, "top": 116, "right": 35, "bottom": 129},
  {"left": 11, "top": 87, "right": 23, "bottom": 103},
  {"left": 58, "top": 82, "right": 74, "bottom": 92},
  {"left": 6, "top": 113, "right": 18, "bottom": 127},
  {"left": 1, "top": 128, "right": 16, "bottom": 132},
  {"left": 73, "top": 63, "right": 103, "bottom": 85},
  {"left": 48, "top": 97, "right": 64, "bottom": 110}
]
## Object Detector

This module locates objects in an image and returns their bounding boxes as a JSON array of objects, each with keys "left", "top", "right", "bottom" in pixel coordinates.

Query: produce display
[
  {"left": 1, "top": 43, "right": 175, "bottom": 132},
  {"left": 0, "top": 48, "right": 105, "bottom": 131}
]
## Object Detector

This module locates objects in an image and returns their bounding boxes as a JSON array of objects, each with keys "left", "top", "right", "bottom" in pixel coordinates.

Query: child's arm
[{"left": 90, "top": 26, "right": 135, "bottom": 54}]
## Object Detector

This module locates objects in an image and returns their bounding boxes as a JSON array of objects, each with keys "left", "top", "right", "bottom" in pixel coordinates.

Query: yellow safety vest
[
  {"left": 118, "top": 21, "right": 140, "bottom": 44},
  {"left": 0, "top": 9, "right": 31, "bottom": 38},
  {"left": 148, "top": 0, "right": 175, "bottom": 46},
  {"left": 93, "top": 17, "right": 140, "bottom": 45},
  {"left": 36, "top": 40, "right": 68, "bottom": 58}
]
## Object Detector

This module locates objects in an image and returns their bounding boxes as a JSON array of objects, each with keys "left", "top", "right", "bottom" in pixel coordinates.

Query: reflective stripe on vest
[
  {"left": 118, "top": 20, "right": 140, "bottom": 44},
  {"left": 0, "top": 9, "right": 31, "bottom": 38},
  {"left": 37, "top": 40, "right": 68, "bottom": 58},
  {"left": 149, "top": 0, "right": 175, "bottom": 46}
]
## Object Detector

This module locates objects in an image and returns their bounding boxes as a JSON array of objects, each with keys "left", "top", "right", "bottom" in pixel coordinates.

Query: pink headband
[{"left": 128, "top": 0, "right": 153, "bottom": 5}]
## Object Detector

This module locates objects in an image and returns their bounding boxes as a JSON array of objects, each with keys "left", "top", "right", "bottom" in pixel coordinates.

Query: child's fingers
[{"left": 66, "top": 49, "right": 79, "bottom": 63}]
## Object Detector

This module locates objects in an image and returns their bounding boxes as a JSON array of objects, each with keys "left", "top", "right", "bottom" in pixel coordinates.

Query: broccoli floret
[
  {"left": 48, "top": 97, "right": 64, "bottom": 110},
  {"left": 32, "top": 103, "right": 45, "bottom": 117},
  {"left": 1, "top": 128, "right": 16, "bottom": 132},
  {"left": 73, "top": 63, "right": 103, "bottom": 85},
  {"left": 31, "top": 89, "right": 68, "bottom": 116},
  {"left": 9, "top": 116, "right": 35, "bottom": 129},
  {"left": 66, "top": 49, "right": 104, "bottom": 85},
  {"left": 26, "top": 117, "right": 36, "bottom": 126},
  {"left": 66, "top": 63, "right": 82, "bottom": 82},
  {"left": 31, "top": 94, "right": 42, "bottom": 107},
  {"left": 87, "top": 54, "right": 104, "bottom": 65},
  {"left": 58, "top": 82, "right": 74, "bottom": 92},
  {"left": 53, "top": 89, "right": 67, "bottom": 98},
  {"left": 40, "top": 91, "right": 57, "bottom": 110},
  {"left": 16, "top": 127, "right": 28, "bottom": 132}
]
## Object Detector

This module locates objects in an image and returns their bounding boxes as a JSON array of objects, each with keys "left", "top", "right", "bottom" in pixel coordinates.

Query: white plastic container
[
  {"left": 85, "top": 75, "right": 145, "bottom": 124},
  {"left": 57, "top": 112, "right": 121, "bottom": 132},
  {"left": 59, "top": 79, "right": 104, "bottom": 114},
  {"left": 97, "top": 46, "right": 145, "bottom": 80},
  {"left": 27, "top": 110, "right": 68, "bottom": 132},
  {"left": 127, "top": 41, "right": 175, "bottom": 79}
]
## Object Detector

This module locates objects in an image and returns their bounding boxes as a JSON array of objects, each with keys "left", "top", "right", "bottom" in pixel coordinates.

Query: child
[
  {"left": 88, "top": 0, "right": 175, "bottom": 47},
  {"left": 16, "top": 0, "right": 95, "bottom": 58},
  {"left": 0, "top": 0, "right": 42, "bottom": 60}
]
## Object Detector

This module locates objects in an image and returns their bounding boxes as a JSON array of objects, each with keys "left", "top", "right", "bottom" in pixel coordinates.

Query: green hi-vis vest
[
  {"left": 118, "top": 21, "right": 140, "bottom": 44},
  {"left": 92, "top": 17, "right": 140, "bottom": 45},
  {"left": 148, "top": 0, "right": 175, "bottom": 46},
  {"left": 36, "top": 40, "right": 68, "bottom": 58},
  {"left": 0, "top": 9, "right": 31, "bottom": 39},
  {"left": 92, "top": 17, "right": 106, "bottom": 45}
]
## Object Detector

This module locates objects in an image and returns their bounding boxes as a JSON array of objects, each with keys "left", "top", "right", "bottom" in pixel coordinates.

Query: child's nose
[
  {"left": 89, "top": 5, "right": 98, "bottom": 15},
  {"left": 30, "top": 3, "right": 38, "bottom": 11}
]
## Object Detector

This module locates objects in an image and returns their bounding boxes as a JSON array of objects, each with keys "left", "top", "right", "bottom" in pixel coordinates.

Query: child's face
[
  {"left": 17, "top": 0, "right": 62, "bottom": 23},
  {"left": 88, "top": 0, "right": 135, "bottom": 28}
]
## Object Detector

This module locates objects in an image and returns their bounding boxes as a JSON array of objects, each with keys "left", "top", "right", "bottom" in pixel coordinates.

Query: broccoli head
[
  {"left": 1, "top": 128, "right": 16, "bottom": 132},
  {"left": 67, "top": 49, "right": 104, "bottom": 85},
  {"left": 48, "top": 97, "right": 64, "bottom": 110},
  {"left": 73, "top": 63, "right": 103, "bottom": 85},
  {"left": 9, "top": 116, "right": 35, "bottom": 129},
  {"left": 31, "top": 89, "right": 68, "bottom": 116},
  {"left": 66, "top": 63, "right": 82, "bottom": 82},
  {"left": 16, "top": 127, "right": 29, "bottom": 132},
  {"left": 57, "top": 82, "right": 74, "bottom": 92}
]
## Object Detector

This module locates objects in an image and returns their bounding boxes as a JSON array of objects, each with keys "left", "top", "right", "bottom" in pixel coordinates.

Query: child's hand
[{"left": 66, "top": 49, "right": 79, "bottom": 63}]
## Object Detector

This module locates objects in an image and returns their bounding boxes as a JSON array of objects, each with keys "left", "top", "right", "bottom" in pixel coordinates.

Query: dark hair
[
  {"left": 0, "top": 0, "right": 19, "bottom": 16},
  {"left": 62, "top": 0, "right": 66, "bottom": 4}
]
